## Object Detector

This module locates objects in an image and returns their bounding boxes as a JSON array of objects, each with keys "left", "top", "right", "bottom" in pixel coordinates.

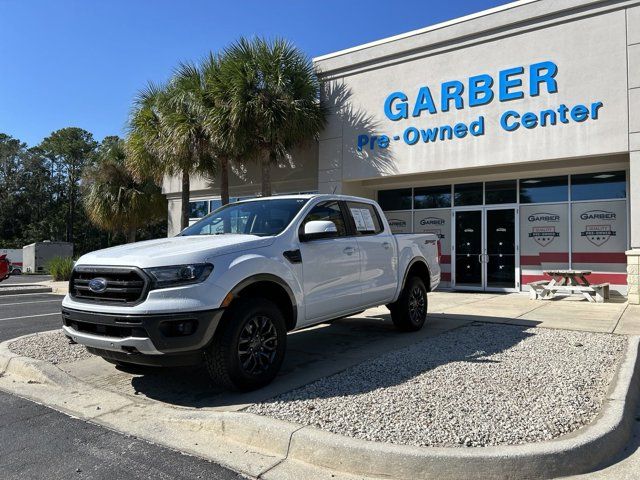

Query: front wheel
[
  {"left": 389, "top": 276, "right": 428, "bottom": 332},
  {"left": 204, "top": 298, "right": 287, "bottom": 391}
]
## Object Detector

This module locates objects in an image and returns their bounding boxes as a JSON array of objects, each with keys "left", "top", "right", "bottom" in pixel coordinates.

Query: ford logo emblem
[{"left": 88, "top": 277, "right": 108, "bottom": 293}]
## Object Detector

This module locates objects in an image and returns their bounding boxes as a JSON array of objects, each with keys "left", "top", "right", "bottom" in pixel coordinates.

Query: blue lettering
[
  {"left": 441, "top": 81, "right": 464, "bottom": 112},
  {"left": 412, "top": 86, "right": 437, "bottom": 117},
  {"left": 530, "top": 61, "right": 558, "bottom": 97},
  {"left": 570, "top": 105, "right": 589, "bottom": 122},
  {"left": 453, "top": 123, "right": 468, "bottom": 138},
  {"left": 357, "top": 134, "right": 369, "bottom": 152},
  {"left": 439, "top": 125, "right": 453, "bottom": 140},
  {"left": 384, "top": 91, "right": 408, "bottom": 121},
  {"left": 403, "top": 127, "right": 420, "bottom": 145},
  {"left": 521, "top": 112, "right": 538, "bottom": 129},
  {"left": 377, "top": 135, "right": 390, "bottom": 148},
  {"left": 539, "top": 110, "right": 557, "bottom": 126},
  {"left": 470, "top": 116, "right": 485, "bottom": 136},
  {"left": 591, "top": 101, "right": 603, "bottom": 119},
  {"left": 468, "top": 74, "right": 494, "bottom": 107},
  {"left": 420, "top": 127, "right": 438, "bottom": 142},
  {"left": 500, "top": 111, "right": 520, "bottom": 132},
  {"left": 499, "top": 66, "right": 524, "bottom": 101}
]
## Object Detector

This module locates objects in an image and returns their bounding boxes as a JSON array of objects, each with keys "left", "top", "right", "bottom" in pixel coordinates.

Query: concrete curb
[
  {"left": 0, "top": 285, "right": 53, "bottom": 295},
  {"left": 0, "top": 332, "right": 638, "bottom": 480}
]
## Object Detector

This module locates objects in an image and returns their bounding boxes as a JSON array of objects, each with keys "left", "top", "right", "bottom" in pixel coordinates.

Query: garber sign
[{"left": 356, "top": 61, "right": 604, "bottom": 152}]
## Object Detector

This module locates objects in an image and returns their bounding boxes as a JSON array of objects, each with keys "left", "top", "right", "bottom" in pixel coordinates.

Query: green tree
[
  {"left": 217, "top": 37, "right": 326, "bottom": 196},
  {"left": 127, "top": 79, "right": 216, "bottom": 231},
  {"left": 82, "top": 136, "right": 166, "bottom": 243},
  {"left": 39, "top": 128, "right": 98, "bottom": 243}
]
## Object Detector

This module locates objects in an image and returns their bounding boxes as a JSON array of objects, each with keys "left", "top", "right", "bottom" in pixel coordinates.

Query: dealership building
[{"left": 164, "top": 0, "right": 640, "bottom": 302}]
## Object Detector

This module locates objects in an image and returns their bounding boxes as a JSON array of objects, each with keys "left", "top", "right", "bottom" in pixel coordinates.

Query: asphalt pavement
[
  {"left": 1, "top": 274, "right": 52, "bottom": 285},
  {"left": 0, "top": 293, "right": 242, "bottom": 480}
]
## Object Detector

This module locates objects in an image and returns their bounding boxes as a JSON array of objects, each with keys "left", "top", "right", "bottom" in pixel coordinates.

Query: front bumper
[{"left": 61, "top": 307, "right": 224, "bottom": 366}]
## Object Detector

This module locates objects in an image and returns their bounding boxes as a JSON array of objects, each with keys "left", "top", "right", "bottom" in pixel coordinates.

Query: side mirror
[{"left": 301, "top": 220, "right": 338, "bottom": 241}]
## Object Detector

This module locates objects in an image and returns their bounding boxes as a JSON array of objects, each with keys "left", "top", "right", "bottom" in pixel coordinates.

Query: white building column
[{"left": 627, "top": 6, "right": 640, "bottom": 303}]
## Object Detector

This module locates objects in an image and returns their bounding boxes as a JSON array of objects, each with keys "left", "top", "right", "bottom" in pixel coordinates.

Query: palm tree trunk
[
  {"left": 220, "top": 157, "right": 230, "bottom": 205},
  {"left": 181, "top": 169, "right": 190, "bottom": 230},
  {"left": 127, "top": 226, "right": 137, "bottom": 243},
  {"left": 261, "top": 152, "right": 272, "bottom": 197}
]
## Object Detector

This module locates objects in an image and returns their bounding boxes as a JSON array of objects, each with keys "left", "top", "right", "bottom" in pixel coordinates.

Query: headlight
[{"left": 145, "top": 263, "right": 213, "bottom": 289}]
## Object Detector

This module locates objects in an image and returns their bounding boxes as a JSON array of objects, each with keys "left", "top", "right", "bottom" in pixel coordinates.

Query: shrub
[{"left": 48, "top": 256, "right": 74, "bottom": 281}]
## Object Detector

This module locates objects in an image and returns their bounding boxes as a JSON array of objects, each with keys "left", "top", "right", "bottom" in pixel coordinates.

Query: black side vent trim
[{"left": 283, "top": 250, "right": 302, "bottom": 264}]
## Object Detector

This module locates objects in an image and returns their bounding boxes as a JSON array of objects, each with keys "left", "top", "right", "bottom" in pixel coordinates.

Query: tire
[
  {"left": 390, "top": 276, "right": 428, "bottom": 332},
  {"left": 204, "top": 298, "right": 287, "bottom": 391}
]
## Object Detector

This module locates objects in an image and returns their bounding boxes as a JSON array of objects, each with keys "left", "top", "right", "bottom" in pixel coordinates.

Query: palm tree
[
  {"left": 217, "top": 37, "right": 326, "bottom": 197},
  {"left": 127, "top": 76, "right": 216, "bottom": 231},
  {"left": 83, "top": 136, "right": 166, "bottom": 243}
]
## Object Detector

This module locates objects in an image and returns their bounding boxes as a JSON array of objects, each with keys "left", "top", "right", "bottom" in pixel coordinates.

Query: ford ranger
[{"left": 61, "top": 195, "right": 440, "bottom": 391}]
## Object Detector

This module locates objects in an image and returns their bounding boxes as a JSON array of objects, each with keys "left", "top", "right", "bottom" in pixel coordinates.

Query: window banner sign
[
  {"left": 571, "top": 200, "right": 627, "bottom": 277},
  {"left": 414, "top": 209, "right": 451, "bottom": 284},
  {"left": 414, "top": 210, "right": 451, "bottom": 257},
  {"left": 383, "top": 211, "right": 412, "bottom": 234},
  {"left": 520, "top": 204, "right": 569, "bottom": 284}
]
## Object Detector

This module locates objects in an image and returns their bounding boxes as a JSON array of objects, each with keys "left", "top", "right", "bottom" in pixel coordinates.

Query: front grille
[
  {"left": 63, "top": 318, "right": 148, "bottom": 338},
  {"left": 70, "top": 266, "right": 149, "bottom": 305}
]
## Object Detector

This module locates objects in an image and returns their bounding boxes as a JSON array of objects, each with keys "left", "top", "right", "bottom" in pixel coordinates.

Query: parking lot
[{"left": 0, "top": 292, "right": 64, "bottom": 342}]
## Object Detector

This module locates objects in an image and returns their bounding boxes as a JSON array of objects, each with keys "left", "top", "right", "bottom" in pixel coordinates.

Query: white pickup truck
[{"left": 62, "top": 195, "right": 440, "bottom": 390}]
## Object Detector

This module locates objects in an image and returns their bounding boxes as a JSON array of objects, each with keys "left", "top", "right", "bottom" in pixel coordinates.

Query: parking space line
[
  {"left": 0, "top": 300, "right": 62, "bottom": 307},
  {"left": 0, "top": 313, "right": 61, "bottom": 322}
]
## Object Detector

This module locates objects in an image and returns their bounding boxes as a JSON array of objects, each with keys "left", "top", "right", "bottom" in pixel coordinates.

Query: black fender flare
[
  {"left": 228, "top": 273, "right": 298, "bottom": 329},
  {"left": 400, "top": 258, "right": 432, "bottom": 293}
]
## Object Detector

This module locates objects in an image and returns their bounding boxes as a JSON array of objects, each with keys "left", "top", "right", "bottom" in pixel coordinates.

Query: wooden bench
[
  {"left": 528, "top": 280, "right": 551, "bottom": 300},
  {"left": 592, "top": 283, "right": 610, "bottom": 303}
]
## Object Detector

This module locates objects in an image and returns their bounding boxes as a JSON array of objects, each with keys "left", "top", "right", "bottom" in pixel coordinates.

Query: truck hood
[{"left": 76, "top": 235, "right": 276, "bottom": 268}]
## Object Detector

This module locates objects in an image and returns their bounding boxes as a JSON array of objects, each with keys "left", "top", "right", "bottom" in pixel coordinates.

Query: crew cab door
[
  {"left": 298, "top": 201, "right": 362, "bottom": 323},
  {"left": 345, "top": 201, "right": 397, "bottom": 306}
]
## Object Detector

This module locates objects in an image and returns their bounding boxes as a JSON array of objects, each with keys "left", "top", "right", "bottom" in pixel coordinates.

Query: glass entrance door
[
  {"left": 454, "top": 210, "right": 483, "bottom": 289},
  {"left": 485, "top": 208, "right": 516, "bottom": 290},
  {"left": 453, "top": 208, "right": 518, "bottom": 291}
]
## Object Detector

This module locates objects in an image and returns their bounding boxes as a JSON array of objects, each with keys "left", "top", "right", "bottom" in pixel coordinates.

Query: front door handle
[
  {"left": 343, "top": 246, "right": 355, "bottom": 256},
  {"left": 382, "top": 242, "right": 391, "bottom": 250}
]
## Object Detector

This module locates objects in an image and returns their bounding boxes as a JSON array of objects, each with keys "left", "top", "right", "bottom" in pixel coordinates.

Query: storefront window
[
  {"left": 414, "top": 185, "right": 451, "bottom": 209},
  {"left": 378, "top": 188, "right": 412, "bottom": 211},
  {"left": 519, "top": 176, "right": 568, "bottom": 203},
  {"left": 209, "top": 199, "right": 222, "bottom": 212},
  {"left": 485, "top": 180, "right": 517, "bottom": 204},
  {"left": 454, "top": 183, "right": 483, "bottom": 206},
  {"left": 189, "top": 201, "right": 209, "bottom": 219},
  {"left": 571, "top": 171, "right": 626, "bottom": 201}
]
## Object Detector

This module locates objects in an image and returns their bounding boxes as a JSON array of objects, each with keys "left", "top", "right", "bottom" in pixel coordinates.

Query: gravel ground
[
  {"left": 9, "top": 330, "right": 93, "bottom": 365},
  {"left": 248, "top": 324, "right": 627, "bottom": 447}
]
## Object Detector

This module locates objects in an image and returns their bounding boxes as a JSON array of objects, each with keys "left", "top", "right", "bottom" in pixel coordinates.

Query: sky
[{"left": 0, "top": 0, "right": 513, "bottom": 146}]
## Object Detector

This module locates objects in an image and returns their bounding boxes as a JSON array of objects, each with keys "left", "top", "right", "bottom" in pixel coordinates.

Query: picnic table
[{"left": 528, "top": 269, "right": 610, "bottom": 303}]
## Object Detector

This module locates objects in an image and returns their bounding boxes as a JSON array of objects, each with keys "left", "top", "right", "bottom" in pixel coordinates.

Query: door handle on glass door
[{"left": 343, "top": 246, "right": 355, "bottom": 256}]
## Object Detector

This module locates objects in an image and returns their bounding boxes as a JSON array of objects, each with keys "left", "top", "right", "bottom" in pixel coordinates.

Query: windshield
[{"left": 180, "top": 198, "right": 309, "bottom": 237}]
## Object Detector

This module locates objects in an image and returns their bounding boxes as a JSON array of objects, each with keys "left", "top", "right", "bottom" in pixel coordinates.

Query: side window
[
  {"left": 346, "top": 202, "right": 384, "bottom": 235},
  {"left": 300, "top": 201, "right": 348, "bottom": 237}
]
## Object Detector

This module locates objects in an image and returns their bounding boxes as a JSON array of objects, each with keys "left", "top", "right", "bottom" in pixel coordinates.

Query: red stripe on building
[
  {"left": 522, "top": 273, "right": 627, "bottom": 285},
  {"left": 440, "top": 255, "right": 451, "bottom": 264},
  {"left": 440, "top": 272, "right": 451, "bottom": 281}
]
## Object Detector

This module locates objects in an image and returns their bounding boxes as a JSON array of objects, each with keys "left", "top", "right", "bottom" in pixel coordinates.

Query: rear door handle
[
  {"left": 382, "top": 242, "right": 391, "bottom": 250},
  {"left": 343, "top": 246, "right": 355, "bottom": 256}
]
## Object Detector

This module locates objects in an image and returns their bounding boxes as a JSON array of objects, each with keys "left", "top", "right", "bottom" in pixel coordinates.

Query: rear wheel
[
  {"left": 390, "top": 276, "right": 428, "bottom": 332},
  {"left": 204, "top": 298, "right": 287, "bottom": 391}
]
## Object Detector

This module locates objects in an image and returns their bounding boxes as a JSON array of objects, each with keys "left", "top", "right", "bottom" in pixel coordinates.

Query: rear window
[{"left": 346, "top": 202, "right": 384, "bottom": 235}]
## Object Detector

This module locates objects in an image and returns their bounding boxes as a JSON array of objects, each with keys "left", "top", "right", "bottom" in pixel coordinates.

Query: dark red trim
[
  {"left": 520, "top": 252, "right": 569, "bottom": 266},
  {"left": 440, "top": 272, "right": 451, "bottom": 281},
  {"left": 440, "top": 255, "right": 451, "bottom": 265}
]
